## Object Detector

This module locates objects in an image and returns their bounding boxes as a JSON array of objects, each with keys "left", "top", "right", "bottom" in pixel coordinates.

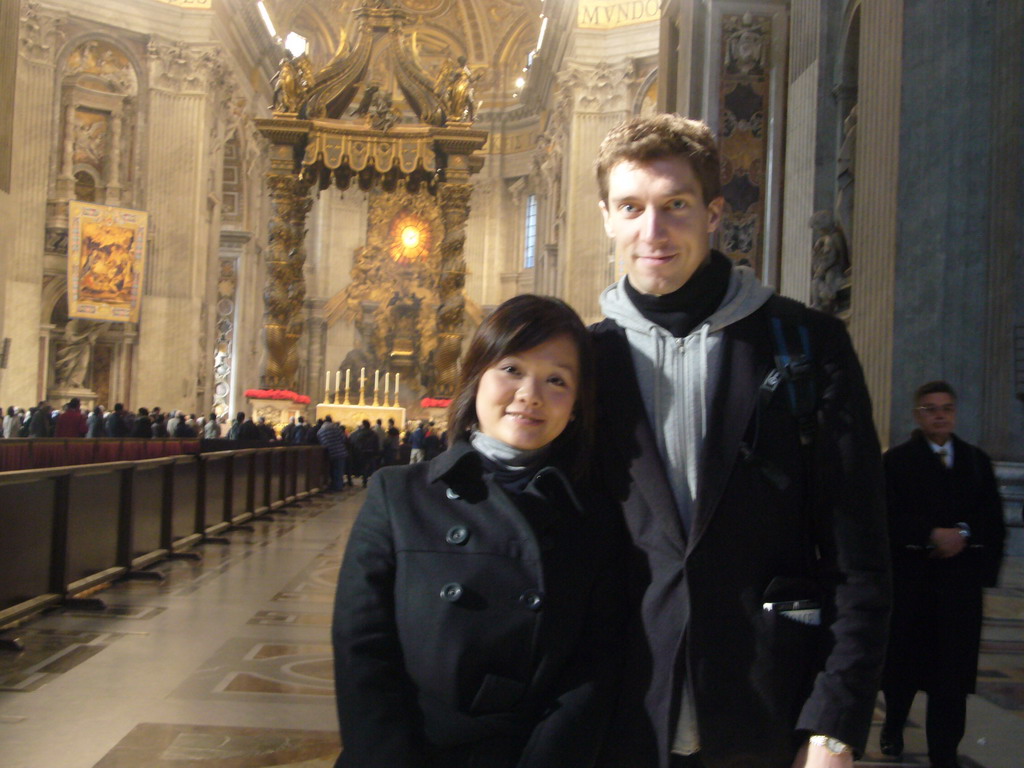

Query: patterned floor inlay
[
  {"left": 248, "top": 610, "right": 332, "bottom": 627},
  {"left": 90, "top": 722, "right": 340, "bottom": 767},
  {"left": 0, "top": 628, "right": 123, "bottom": 692},
  {"left": 59, "top": 605, "right": 166, "bottom": 620},
  {"left": 272, "top": 552, "right": 343, "bottom": 606},
  {"left": 170, "top": 638, "right": 333, "bottom": 702}
]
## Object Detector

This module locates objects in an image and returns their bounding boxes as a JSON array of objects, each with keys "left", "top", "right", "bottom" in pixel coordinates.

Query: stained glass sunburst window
[{"left": 388, "top": 210, "right": 432, "bottom": 264}]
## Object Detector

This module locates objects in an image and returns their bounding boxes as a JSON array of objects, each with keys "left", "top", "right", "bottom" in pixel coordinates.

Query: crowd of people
[
  {"left": 0, "top": 399, "right": 445, "bottom": 490},
  {"left": 2, "top": 399, "right": 224, "bottom": 439}
]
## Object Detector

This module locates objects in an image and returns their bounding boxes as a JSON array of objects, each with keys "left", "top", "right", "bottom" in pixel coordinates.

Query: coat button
[
  {"left": 519, "top": 589, "right": 544, "bottom": 612},
  {"left": 440, "top": 582, "right": 464, "bottom": 603},
  {"left": 446, "top": 487, "right": 460, "bottom": 500},
  {"left": 446, "top": 525, "right": 470, "bottom": 545}
]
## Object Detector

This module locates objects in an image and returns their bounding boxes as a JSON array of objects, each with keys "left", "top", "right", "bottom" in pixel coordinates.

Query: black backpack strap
[{"left": 767, "top": 299, "right": 817, "bottom": 447}]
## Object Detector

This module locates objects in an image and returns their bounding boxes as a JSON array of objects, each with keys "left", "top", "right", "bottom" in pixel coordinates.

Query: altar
[
  {"left": 315, "top": 367, "right": 407, "bottom": 429},
  {"left": 315, "top": 402, "right": 407, "bottom": 430}
]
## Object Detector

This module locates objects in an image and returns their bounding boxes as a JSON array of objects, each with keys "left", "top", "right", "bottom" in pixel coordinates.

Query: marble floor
[{"left": 0, "top": 489, "right": 1022, "bottom": 768}]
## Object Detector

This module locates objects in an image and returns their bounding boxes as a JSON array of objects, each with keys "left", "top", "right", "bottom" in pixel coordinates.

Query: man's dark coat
[
  {"left": 593, "top": 295, "right": 891, "bottom": 768},
  {"left": 333, "top": 441, "right": 624, "bottom": 768},
  {"left": 882, "top": 431, "right": 1005, "bottom": 696}
]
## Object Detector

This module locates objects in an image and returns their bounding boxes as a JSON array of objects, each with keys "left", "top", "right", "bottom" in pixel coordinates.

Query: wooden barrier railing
[
  {"left": 0, "top": 437, "right": 202, "bottom": 472},
  {"left": 0, "top": 444, "right": 328, "bottom": 630}
]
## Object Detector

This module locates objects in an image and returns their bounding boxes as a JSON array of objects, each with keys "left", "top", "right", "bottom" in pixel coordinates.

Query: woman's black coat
[{"left": 332, "top": 440, "right": 624, "bottom": 768}]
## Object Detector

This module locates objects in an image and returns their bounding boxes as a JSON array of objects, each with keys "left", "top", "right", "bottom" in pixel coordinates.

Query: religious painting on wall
[
  {"left": 717, "top": 12, "right": 771, "bottom": 276},
  {"left": 67, "top": 201, "right": 147, "bottom": 323}
]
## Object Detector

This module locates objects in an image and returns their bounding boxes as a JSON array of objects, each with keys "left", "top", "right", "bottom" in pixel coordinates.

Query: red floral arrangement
[
  {"left": 421, "top": 397, "right": 452, "bottom": 409},
  {"left": 245, "top": 389, "right": 311, "bottom": 405}
]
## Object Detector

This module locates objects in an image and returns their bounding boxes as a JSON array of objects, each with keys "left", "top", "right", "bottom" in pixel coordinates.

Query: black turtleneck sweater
[{"left": 624, "top": 250, "right": 732, "bottom": 338}]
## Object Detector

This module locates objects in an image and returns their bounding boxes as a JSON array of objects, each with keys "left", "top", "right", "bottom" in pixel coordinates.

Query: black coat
[
  {"left": 882, "top": 431, "right": 1005, "bottom": 695},
  {"left": 592, "top": 295, "right": 891, "bottom": 768},
  {"left": 332, "top": 441, "right": 624, "bottom": 768}
]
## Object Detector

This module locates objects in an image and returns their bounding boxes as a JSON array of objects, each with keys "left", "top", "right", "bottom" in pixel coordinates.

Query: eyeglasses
[{"left": 915, "top": 404, "right": 956, "bottom": 415}]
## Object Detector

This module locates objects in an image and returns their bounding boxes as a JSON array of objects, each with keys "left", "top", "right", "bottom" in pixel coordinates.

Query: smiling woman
[{"left": 332, "top": 294, "right": 624, "bottom": 768}]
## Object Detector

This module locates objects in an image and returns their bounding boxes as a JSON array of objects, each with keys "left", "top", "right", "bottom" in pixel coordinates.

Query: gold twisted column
[
  {"left": 263, "top": 147, "right": 313, "bottom": 391},
  {"left": 434, "top": 182, "right": 472, "bottom": 398}
]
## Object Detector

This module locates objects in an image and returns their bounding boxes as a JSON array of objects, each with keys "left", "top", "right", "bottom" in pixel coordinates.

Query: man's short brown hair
[{"left": 595, "top": 114, "right": 722, "bottom": 205}]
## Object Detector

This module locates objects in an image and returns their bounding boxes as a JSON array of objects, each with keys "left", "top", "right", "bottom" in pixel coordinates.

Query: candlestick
[
  {"left": 384, "top": 372, "right": 390, "bottom": 401},
  {"left": 373, "top": 369, "right": 380, "bottom": 406},
  {"left": 334, "top": 370, "right": 341, "bottom": 404},
  {"left": 393, "top": 373, "right": 400, "bottom": 407},
  {"left": 325, "top": 371, "right": 330, "bottom": 404},
  {"left": 359, "top": 367, "right": 366, "bottom": 406},
  {"left": 344, "top": 368, "right": 351, "bottom": 405}
]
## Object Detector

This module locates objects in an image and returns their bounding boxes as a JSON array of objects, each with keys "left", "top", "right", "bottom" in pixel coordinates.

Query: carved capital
[
  {"left": 19, "top": 2, "right": 66, "bottom": 66},
  {"left": 556, "top": 61, "right": 633, "bottom": 113},
  {"left": 146, "top": 37, "right": 226, "bottom": 94}
]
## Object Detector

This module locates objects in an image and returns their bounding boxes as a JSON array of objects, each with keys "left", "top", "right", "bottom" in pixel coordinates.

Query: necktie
[{"left": 936, "top": 448, "right": 949, "bottom": 468}]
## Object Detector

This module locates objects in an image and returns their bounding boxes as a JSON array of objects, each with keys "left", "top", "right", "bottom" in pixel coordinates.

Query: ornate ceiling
[{"left": 263, "top": 0, "right": 543, "bottom": 113}]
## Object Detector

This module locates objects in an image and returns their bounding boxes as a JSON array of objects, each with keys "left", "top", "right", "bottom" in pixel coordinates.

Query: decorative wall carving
[
  {"left": 718, "top": 12, "right": 773, "bottom": 274},
  {"left": 146, "top": 37, "right": 226, "bottom": 94}
]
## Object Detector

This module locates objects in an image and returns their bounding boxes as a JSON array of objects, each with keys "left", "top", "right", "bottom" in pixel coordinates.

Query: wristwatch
[
  {"left": 956, "top": 522, "right": 971, "bottom": 539},
  {"left": 809, "top": 734, "right": 852, "bottom": 755}
]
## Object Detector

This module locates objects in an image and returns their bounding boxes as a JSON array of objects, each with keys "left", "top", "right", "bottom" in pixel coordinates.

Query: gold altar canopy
[{"left": 255, "top": 0, "right": 488, "bottom": 398}]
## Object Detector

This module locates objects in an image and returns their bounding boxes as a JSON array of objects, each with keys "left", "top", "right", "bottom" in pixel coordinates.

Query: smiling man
[{"left": 590, "top": 114, "right": 891, "bottom": 768}]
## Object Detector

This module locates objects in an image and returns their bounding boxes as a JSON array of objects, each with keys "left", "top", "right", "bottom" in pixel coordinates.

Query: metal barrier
[{"left": 0, "top": 445, "right": 327, "bottom": 629}]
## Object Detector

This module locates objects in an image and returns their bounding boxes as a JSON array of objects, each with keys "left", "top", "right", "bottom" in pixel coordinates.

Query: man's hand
[
  {"left": 791, "top": 741, "right": 854, "bottom": 768},
  {"left": 930, "top": 527, "right": 967, "bottom": 558}
]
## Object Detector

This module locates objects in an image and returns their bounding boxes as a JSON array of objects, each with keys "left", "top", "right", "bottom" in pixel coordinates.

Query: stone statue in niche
[
  {"left": 835, "top": 105, "right": 857, "bottom": 240},
  {"left": 809, "top": 210, "right": 851, "bottom": 316},
  {"left": 54, "top": 318, "right": 109, "bottom": 389}
]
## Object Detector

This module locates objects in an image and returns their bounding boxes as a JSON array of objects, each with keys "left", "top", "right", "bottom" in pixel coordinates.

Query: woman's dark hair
[{"left": 447, "top": 294, "right": 595, "bottom": 482}]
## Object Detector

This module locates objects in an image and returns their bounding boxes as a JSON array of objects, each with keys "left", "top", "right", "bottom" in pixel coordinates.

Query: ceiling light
[{"left": 257, "top": 1, "right": 277, "bottom": 38}]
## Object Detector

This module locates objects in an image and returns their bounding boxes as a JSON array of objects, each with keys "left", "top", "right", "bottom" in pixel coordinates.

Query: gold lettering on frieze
[{"left": 578, "top": 0, "right": 660, "bottom": 29}]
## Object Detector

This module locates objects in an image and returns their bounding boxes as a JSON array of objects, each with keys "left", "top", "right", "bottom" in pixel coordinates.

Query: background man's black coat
[
  {"left": 593, "top": 296, "right": 891, "bottom": 768},
  {"left": 882, "top": 431, "right": 1005, "bottom": 696}
]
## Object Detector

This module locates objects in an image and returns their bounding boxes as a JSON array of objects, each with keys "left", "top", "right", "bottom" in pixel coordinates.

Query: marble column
[
  {"left": 263, "top": 147, "right": 311, "bottom": 391},
  {"left": 847, "top": 0, "right": 902, "bottom": 449},
  {"left": 0, "top": 5, "right": 64, "bottom": 407},
  {"left": 434, "top": 181, "right": 473, "bottom": 398}
]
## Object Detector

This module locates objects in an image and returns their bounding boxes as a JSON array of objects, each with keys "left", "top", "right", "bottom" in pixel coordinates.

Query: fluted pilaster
[
  {"left": 981, "top": 0, "right": 1023, "bottom": 458},
  {"left": 778, "top": 0, "right": 819, "bottom": 303},
  {"left": 848, "top": 0, "right": 903, "bottom": 448},
  {"left": 558, "top": 61, "right": 631, "bottom": 323}
]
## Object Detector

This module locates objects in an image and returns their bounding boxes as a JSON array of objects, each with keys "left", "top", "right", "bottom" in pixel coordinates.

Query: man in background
[{"left": 881, "top": 381, "right": 1005, "bottom": 768}]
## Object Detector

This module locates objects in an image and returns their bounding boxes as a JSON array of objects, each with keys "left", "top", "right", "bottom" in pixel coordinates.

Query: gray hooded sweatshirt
[{"left": 599, "top": 263, "right": 774, "bottom": 754}]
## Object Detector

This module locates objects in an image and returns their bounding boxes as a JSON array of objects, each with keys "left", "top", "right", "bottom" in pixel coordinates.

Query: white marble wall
[{"left": 0, "top": 4, "right": 62, "bottom": 408}]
